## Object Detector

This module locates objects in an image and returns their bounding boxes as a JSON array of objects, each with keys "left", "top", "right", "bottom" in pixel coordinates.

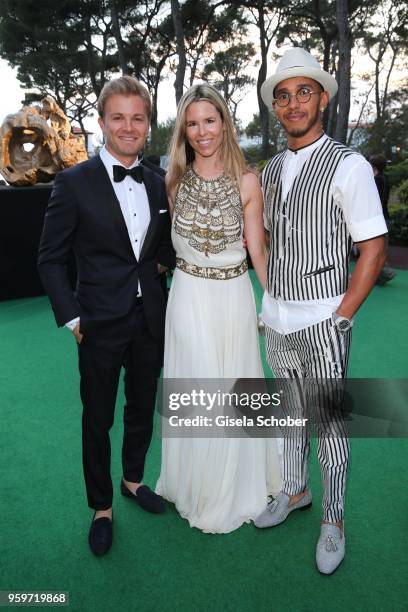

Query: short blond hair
[{"left": 97, "top": 76, "right": 152, "bottom": 119}]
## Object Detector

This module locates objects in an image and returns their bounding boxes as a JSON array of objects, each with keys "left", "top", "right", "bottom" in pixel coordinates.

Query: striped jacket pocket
[{"left": 303, "top": 264, "right": 335, "bottom": 278}]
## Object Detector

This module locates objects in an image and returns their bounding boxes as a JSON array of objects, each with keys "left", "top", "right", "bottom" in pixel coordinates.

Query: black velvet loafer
[
  {"left": 120, "top": 479, "right": 165, "bottom": 514},
  {"left": 88, "top": 514, "right": 113, "bottom": 556}
]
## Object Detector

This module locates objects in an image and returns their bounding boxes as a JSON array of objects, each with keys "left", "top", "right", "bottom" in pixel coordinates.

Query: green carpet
[{"left": 1, "top": 272, "right": 407, "bottom": 612}]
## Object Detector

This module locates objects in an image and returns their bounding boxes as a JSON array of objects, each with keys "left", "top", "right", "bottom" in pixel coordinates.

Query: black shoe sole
[{"left": 89, "top": 543, "right": 112, "bottom": 556}]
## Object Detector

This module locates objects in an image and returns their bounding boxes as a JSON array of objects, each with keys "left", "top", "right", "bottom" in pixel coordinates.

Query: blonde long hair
[{"left": 167, "top": 83, "right": 247, "bottom": 195}]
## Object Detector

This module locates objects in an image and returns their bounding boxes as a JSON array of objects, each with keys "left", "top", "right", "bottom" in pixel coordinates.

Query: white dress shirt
[
  {"left": 262, "top": 134, "right": 388, "bottom": 335},
  {"left": 66, "top": 146, "right": 151, "bottom": 330}
]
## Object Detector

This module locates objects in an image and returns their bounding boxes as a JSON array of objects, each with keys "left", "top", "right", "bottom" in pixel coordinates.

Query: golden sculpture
[{"left": 0, "top": 96, "right": 88, "bottom": 186}]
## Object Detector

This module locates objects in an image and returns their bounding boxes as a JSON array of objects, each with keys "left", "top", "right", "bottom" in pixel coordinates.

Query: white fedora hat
[{"left": 261, "top": 47, "right": 338, "bottom": 108}]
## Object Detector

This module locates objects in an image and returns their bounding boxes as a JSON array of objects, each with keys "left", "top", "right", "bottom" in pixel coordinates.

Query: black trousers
[{"left": 78, "top": 303, "right": 162, "bottom": 510}]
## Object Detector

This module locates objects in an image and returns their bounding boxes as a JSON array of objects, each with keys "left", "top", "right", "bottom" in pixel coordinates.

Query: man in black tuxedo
[{"left": 38, "top": 76, "right": 174, "bottom": 555}]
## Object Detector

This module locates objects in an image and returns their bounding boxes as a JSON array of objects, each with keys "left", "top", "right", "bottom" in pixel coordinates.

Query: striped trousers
[{"left": 265, "top": 317, "right": 351, "bottom": 523}]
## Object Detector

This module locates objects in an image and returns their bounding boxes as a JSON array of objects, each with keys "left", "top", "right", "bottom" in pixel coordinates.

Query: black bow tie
[{"left": 113, "top": 165, "right": 144, "bottom": 183}]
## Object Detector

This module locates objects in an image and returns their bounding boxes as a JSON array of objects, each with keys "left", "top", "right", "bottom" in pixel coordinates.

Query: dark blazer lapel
[
  {"left": 82, "top": 155, "right": 132, "bottom": 247},
  {"left": 139, "top": 164, "right": 161, "bottom": 260}
]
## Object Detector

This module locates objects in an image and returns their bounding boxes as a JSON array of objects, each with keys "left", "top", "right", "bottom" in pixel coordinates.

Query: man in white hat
[{"left": 254, "top": 48, "right": 387, "bottom": 574}]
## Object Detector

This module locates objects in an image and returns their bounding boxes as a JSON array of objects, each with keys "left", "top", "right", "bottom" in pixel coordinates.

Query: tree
[
  {"left": 362, "top": 90, "right": 408, "bottom": 160},
  {"left": 364, "top": 0, "right": 407, "bottom": 122},
  {"left": 0, "top": 0, "right": 174, "bottom": 138},
  {"left": 245, "top": 111, "right": 286, "bottom": 156},
  {"left": 167, "top": 0, "right": 249, "bottom": 102},
  {"left": 347, "top": 0, "right": 407, "bottom": 151},
  {"left": 201, "top": 43, "right": 257, "bottom": 122},
  {"left": 0, "top": 0, "right": 118, "bottom": 129},
  {"left": 122, "top": 1, "right": 172, "bottom": 129},
  {"left": 275, "top": 0, "right": 379, "bottom": 137},
  {"left": 274, "top": 0, "right": 339, "bottom": 134},
  {"left": 183, "top": 1, "right": 245, "bottom": 85},
  {"left": 109, "top": 0, "right": 129, "bottom": 75},
  {"left": 334, "top": 0, "right": 352, "bottom": 143},
  {"left": 236, "top": 1, "right": 285, "bottom": 159},
  {"left": 170, "top": 0, "right": 186, "bottom": 103},
  {"left": 145, "top": 117, "right": 176, "bottom": 157}
]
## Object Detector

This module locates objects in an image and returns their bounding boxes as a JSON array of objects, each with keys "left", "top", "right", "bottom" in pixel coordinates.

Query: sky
[
  {"left": 0, "top": 60, "right": 27, "bottom": 122},
  {"left": 0, "top": 58, "right": 259, "bottom": 143},
  {"left": 0, "top": 49, "right": 405, "bottom": 145}
]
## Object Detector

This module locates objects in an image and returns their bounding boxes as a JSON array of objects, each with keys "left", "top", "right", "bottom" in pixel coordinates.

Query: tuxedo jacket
[{"left": 38, "top": 155, "right": 175, "bottom": 339}]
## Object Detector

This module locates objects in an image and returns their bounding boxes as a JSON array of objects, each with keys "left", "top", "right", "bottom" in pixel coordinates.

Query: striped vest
[{"left": 262, "top": 137, "right": 354, "bottom": 301}]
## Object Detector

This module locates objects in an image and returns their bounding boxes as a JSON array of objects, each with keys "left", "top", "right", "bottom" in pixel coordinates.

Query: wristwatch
[{"left": 332, "top": 312, "right": 353, "bottom": 333}]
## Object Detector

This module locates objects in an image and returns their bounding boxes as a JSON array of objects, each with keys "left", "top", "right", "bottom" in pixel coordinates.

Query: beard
[{"left": 280, "top": 105, "right": 321, "bottom": 138}]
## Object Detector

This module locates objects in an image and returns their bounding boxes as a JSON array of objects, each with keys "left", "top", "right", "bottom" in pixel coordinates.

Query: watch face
[{"left": 337, "top": 319, "right": 351, "bottom": 332}]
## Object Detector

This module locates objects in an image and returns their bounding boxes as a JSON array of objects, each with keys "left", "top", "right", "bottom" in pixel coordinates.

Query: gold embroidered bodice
[{"left": 173, "top": 167, "right": 243, "bottom": 257}]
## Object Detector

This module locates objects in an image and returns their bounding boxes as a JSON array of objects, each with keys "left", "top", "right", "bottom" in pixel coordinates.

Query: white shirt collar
[
  {"left": 99, "top": 145, "right": 140, "bottom": 176},
  {"left": 287, "top": 133, "right": 328, "bottom": 158}
]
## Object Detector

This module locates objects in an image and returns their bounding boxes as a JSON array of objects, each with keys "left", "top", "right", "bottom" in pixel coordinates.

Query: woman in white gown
[{"left": 156, "top": 84, "right": 281, "bottom": 533}]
